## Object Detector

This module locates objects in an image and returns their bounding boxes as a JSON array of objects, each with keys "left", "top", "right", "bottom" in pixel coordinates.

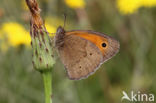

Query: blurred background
[{"left": 0, "top": 0, "right": 156, "bottom": 103}]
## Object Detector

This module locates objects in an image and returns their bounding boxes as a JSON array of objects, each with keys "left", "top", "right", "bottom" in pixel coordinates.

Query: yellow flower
[
  {"left": 64, "top": 0, "right": 85, "bottom": 9},
  {"left": 117, "top": 0, "right": 142, "bottom": 14},
  {"left": 45, "top": 16, "right": 64, "bottom": 27},
  {"left": 0, "top": 22, "right": 31, "bottom": 47},
  {"left": 45, "top": 23, "right": 56, "bottom": 37},
  {"left": 117, "top": 0, "right": 156, "bottom": 14},
  {"left": 44, "top": 16, "right": 64, "bottom": 37},
  {"left": 142, "top": 0, "right": 156, "bottom": 7}
]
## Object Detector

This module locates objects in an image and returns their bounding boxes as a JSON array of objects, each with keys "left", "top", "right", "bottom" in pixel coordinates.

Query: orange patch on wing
[{"left": 66, "top": 31, "right": 108, "bottom": 55}]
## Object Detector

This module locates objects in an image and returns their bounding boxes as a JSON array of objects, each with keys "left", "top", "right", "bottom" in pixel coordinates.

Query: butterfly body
[{"left": 54, "top": 26, "right": 120, "bottom": 80}]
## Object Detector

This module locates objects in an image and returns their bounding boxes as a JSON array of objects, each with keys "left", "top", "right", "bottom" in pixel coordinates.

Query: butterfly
[{"left": 54, "top": 26, "right": 120, "bottom": 80}]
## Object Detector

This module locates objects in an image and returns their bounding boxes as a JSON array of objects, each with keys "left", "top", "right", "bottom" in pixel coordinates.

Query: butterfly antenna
[{"left": 63, "top": 13, "right": 67, "bottom": 29}]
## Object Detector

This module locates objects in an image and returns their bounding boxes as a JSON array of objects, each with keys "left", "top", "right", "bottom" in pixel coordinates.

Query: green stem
[{"left": 42, "top": 70, "right": 52, "bottom": 103}]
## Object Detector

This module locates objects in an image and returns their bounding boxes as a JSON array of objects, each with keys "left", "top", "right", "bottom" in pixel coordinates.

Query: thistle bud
[{"left": 26, "top": 0, "right": 55, "bottom": 71}]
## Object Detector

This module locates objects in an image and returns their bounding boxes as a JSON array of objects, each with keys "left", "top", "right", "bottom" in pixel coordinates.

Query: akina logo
[{"left": 121, "top": 91, "right": 154, "bottom": 102}]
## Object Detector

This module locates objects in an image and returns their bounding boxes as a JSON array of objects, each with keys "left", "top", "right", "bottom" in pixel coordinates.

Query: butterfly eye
[{"left": 101, "top": 42, "right": 107, "bottom": 48}]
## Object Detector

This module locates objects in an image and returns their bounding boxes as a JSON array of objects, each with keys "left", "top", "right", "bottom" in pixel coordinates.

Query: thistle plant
[{"left": 26, "top": 0, "right": 55, "bottom": 103}]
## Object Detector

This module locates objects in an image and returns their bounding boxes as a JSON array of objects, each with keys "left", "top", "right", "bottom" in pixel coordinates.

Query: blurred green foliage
[{"left": 0, "top": 0, "right": 156, "bottom": 103}]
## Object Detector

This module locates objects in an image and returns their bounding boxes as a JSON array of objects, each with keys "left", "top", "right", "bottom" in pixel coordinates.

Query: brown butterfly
[{"left": 54, "top": 26, "right": 120, "bottom": 80}]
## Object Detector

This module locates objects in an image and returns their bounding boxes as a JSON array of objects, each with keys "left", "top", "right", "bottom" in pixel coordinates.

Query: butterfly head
[
  {"left": 56, "top": 26, "right": 65, "bottom": 35},
  {"left": 55, "top": 26, "right": 66, "bottom": 48}
]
